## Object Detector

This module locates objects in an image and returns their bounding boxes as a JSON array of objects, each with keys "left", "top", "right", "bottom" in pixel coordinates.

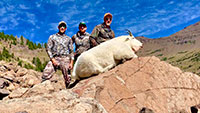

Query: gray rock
[
  {"left": 0, "top": 65, "right": 8, "bottom": 72},
  {"left": 0, "top": 78, "right": 6, "bottom": 89},
  {"left": 0, "top": 89, "right": 10, "bottom": 100}
]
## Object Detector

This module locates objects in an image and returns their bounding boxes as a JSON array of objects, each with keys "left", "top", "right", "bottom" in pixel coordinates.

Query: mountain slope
[
  {"left": 137, "top": 21, "right": 200, "bottom": 75},
  {"left": 0, "top": 32, "right": 49, "bottom": 72}
]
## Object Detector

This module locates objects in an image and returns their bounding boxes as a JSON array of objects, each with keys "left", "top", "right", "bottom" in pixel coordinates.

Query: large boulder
[{"left": 72, "top": 56, "right": 200, "bottom": 113}]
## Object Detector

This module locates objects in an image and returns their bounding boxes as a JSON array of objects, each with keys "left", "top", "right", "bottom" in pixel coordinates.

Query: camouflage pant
[{"left": 42, "top": 56, "right": 71, "bottom": 84}]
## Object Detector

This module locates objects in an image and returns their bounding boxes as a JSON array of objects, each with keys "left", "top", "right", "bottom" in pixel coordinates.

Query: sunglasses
[
  {"left": 106, "top": 17, "right": 112, "bottom": 21},
  {"left": 59, "top": 23, "right": 66, "bottom": 28},
  {"left": 79, "top": 25, "right": 86, "bottom": 28},
  {"left": 59, "top": 25, "right": 66, "bottom": 29}
]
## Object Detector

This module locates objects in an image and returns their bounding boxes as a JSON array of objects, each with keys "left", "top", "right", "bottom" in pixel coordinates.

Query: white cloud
[
  {"left": 26, "top": 12, "right": 37, "bottom": 25},
  {"left": 0, "top": 17, "right": 8, "bottom": 24},
  {"left": 49, "top": 0, "right": 75, "bottom": 6},
  {"left": 36, "top": 25, "right": 40, "bottom": 29},
  {"left": 49, "top": 23, "right": 58, "bottom": 31},
  {"left": 168, "top": 1, "right": 174, "bottom": 5},
  {"left": 19, "top": 4, "right": 29, "bottom": 9},
  {"left": 95, "top": 0, "right": 103, "bottom": 5},
  {"left": 121, "top": 1, "right": 200, "bottom": 37},
  {"left": 36, "top": 2, "right": 41, "bottom": 7},
  {"left": 0, "top": 7, "right": 6, "bottom": 16},
  {"left": 22, "top": 30, "right": 35, "bottom": 40},
  {"left": 6, "top": 5, "right": 15, "bottom": 11},
  {"left": 83, "top": 3, "right": 91, "bottom": 9},
  {"left": 0, "top": 13, "right": 19, "bottom": 29}
]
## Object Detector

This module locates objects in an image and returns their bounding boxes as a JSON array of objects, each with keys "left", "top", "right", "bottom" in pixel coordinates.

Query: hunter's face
[
  {"left": 79, "top": 25, "right": 87, "bottom": 33},
  {"left": 104, "top": 16, "right": 112, "bottom": 26},
  {"left": 59, "top": 25, "right": 66, "bottom": 33}
]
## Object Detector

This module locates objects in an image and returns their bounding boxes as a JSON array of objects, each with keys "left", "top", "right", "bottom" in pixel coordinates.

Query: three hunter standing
[{"left": 42, "top": 13, "right": 115, "bottom": 88}]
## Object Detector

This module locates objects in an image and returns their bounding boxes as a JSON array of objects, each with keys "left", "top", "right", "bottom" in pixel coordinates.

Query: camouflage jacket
[
  {"left": 46, "top": 33, "right": 74, "bottom": 60},
  {"left": 72, "top": 31, "right": 90, "bottom": 55},
  {"left": 90, "top": 23, "right": 115, "bottom": 47}
]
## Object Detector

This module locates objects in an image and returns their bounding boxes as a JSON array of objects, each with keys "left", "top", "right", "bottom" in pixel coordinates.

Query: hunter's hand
[
  {"left": 69, "top": 61, "right": 73, "bottom": 70},
  {"left": 51, "top": 58, "right": 58, "bottom": 66}
]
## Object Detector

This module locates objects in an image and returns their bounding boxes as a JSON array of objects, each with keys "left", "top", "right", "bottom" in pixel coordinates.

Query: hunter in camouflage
[
  {"left": 42, "top": 21, "right": 74, "bottom": 88},
  {"left": 72, "top": 22, "right": 90, "bottom": 61},
  {"left": 90, "top": 13, "right": 115, "bottom": 47}
]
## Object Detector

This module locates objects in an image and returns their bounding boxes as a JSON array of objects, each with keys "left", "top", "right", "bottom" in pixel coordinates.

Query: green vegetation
[
  {"left": 183, "top": 65, "right": 192, "bottom": 70},
  {"left": 0, "top": 32, "right": 48, "bottom": 72},
  {"left": 157, "top": 54, "right": 163, "bottom": 56},
  {"left": 32, "top": 57, "right": 48, "bottom": 72},
  {"left": 44, "top": 43, "right": 47, "bottom": 48},
  {"left": 149, "top": 49, "right": 162, "bottom": 54},
  {"left": 168, "top": 56, "right": 175, "bottom": 60},
  {"left": 161, "top": 57, "right": 167, "bottom": 61},
  {"left": 163, "top": 50, "right": 200, "bottom": 76},
  {"left": 178, "top": 51, "right": 187, "bottom": 54},
  {"left": 26, "top": 39, "right": 43, "bottom": 50},
  {"left": 188, "top": 40, "right": 196, "bottom": 44},
  {"left": 24, "top": 63, "right": 34, "bottom": 70},
  {"left": 0, "top": 32, "right": 17, "bottom": 45},
  {"left": 176, "top": 56, "right": 191, "bottom": 62},
  {"left": 190, "top": 52, "right": 200, "bottom": 62},
  {"left": 18, "top": 60, "right": 23, "bottom": 67},
  {"left": 20, "top": 36, "right": 24, "bottom": 45},
  {"left": 0, "top": 31, "right": 43, "bottom": 50},
  {"left": 16, "top": 57, "right": 48, "bottom": 72},
  {"left": 0, "top": 47, "right": 14, "bottom": 61}
]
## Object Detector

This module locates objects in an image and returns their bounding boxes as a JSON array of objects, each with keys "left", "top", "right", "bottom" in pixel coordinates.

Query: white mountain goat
[{"left": 71, "top": 31, "right": 143, "bottom": 82}]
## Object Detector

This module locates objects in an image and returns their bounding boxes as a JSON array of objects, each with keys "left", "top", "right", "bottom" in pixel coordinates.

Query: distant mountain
[{"left": 137, "top": 21, "right": 200, "bottom": 75}]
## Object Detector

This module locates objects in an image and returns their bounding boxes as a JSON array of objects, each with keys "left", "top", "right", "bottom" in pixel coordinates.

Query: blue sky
[{"left": 0, "top": 0, "right": 200, "bottom": 43}]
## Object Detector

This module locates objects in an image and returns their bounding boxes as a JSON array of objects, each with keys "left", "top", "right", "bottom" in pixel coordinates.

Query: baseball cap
[
  {"left": 104, "top": 13, "right": 113, "bottom": 19},
  {"left": 79, "top": 22, "right": 86, "bottom": 27},
  {"left": 58, "top": 21, "right": 67, "bottom": 28}
]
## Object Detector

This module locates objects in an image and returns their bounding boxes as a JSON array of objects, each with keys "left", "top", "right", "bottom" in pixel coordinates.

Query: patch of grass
[
  {"left": 183, "top": 65, "right": 192, "bottom": 70},
  {"left": 188, "top": 40, "right": 196, "bottom": 44},
  {"left": 157, "top": 54, "right": 163, "bottom": 56},
  {"left": 190, "top": 52, "right": 200, "bottom": 62},
  {"left": 24, "top": 63, "right": 34, "bottom": 70},
  {"left": 178, "top": 51, "right": 188, "bottom": 54},
  {"left": 176, "top": 55, "right": 192, "bottom": 62},
  {"left": 168, "top": 56, "right": 175, "bottom": 60},
  {"left": 161, "top": 57, "right": 167, "bottom": 61},
  {"left": 150, "top": 49, "right": 162, "bottom": 54},
  {"left": 18, "top": 60, "right": 23, "bottom": 67}
]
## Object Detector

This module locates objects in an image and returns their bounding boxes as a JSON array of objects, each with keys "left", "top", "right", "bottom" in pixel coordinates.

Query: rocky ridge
[
  {"left": 0, "top": 56, "right": 200, "bottom": 113},
  {"left": 0, "top": 61, "right": 42, "bottom": 99}
]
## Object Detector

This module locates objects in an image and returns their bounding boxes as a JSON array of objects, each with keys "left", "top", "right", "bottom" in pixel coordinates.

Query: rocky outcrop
[
  {"left": 72, "top": 56, "right": 200, "bottom": 113},
  {"left": 0, "top": 61, "right": 42, "bottom": 99},
  {"left": 0, "top": 81, "right": 107, "bottom": 113},
  {"left": 0, "top": 56, "right": 200, "bottom": 113}
]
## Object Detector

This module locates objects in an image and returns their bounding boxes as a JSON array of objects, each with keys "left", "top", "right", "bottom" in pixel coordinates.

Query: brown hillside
[
  {"left": 0, "top": 56, "right": 200, "bottom": 113},
  {"left": 137, "top": 21, "right": 200, "bottom": 57},
  {"left": 0, "top": 38, "right": 48, "bottom": 63},
  {"left": 137, "top": 21, "right": 200, "bottom": 75}
]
